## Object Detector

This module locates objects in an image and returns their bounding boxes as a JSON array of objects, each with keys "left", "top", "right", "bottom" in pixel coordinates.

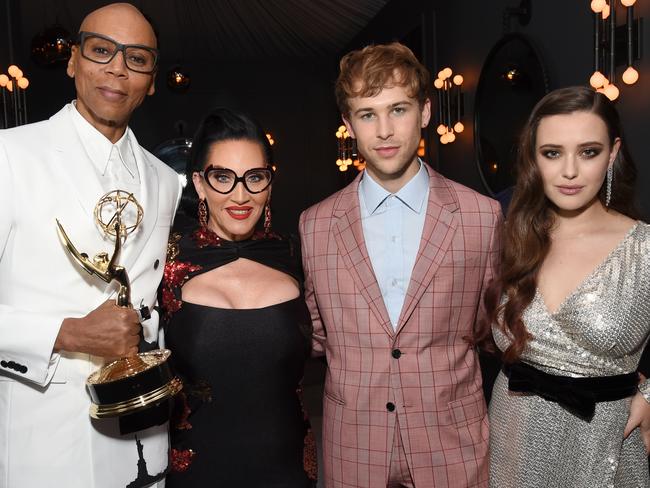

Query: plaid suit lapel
[
  {"left": 332, "top": 176, "right": 394, "bottom": 337},
  {"left": 396, "top": 168, "right": 459, "bottom": 333}
]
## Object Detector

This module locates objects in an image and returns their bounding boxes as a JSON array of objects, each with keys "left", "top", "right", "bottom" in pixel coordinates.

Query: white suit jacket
[{"left": 0, "top": 105, "right": 182, "bottom": 488}]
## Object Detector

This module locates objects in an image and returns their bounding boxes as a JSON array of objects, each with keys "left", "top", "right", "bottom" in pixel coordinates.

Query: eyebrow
[
  {"left": 353, "top": 100, "right": 413, "bottom": 116},
  {"left": 538, "top": 141, "right": 605, "bottom": 149}
]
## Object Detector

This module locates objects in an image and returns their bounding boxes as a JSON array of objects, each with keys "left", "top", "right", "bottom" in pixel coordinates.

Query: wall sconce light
[
  {"left": 335, "top": 125, "right": 365, "bottom": 172},
  {"left": 167, "top": 65, "right": 191, "bottom": 92},
  {"left": 433, "top": 67, "right": 464, "bottom": 145},
  {"left": 30, "top": 24, "right": 72, "bottom": 67},
  {"left": 0, "top": 65, "right": 29, "bottom": 129},
  {"left": 589, "top": 0, "right": 643, "bottom": 101},
  {"left": 265, "top": 133, "right": 275, "bottom": 146}
]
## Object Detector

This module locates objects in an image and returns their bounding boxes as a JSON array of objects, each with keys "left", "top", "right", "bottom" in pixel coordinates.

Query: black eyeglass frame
[
  {"left": 200, "top": 166, "right": 275, "bottom": 194},
  {"left": 76, "top": 31, "right": 159, "bottom": 74}
]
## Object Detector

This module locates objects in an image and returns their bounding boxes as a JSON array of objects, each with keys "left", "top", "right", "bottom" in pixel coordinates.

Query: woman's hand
[{"left": 624, "top": 391, "right": 650, "bottom": 454}]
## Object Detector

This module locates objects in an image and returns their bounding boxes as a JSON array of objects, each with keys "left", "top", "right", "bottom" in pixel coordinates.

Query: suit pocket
[{"left": 448, "top": 389, "right": 486, "bottom": 428}]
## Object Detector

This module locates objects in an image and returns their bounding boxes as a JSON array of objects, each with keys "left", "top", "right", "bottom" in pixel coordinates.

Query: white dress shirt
[
  {"left": 358, "top": 161, "right": 429, "bottom": 328},
  {"left": 68, "top": 102, "right": 142, "bottom": 232},
  {"left": 68, "top": 101, "right": 141, "bottom": 189}
]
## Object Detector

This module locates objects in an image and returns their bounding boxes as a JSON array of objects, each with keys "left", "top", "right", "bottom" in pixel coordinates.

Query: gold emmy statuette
[{"left": 56, "top": 190, "right": 181, "bottom": 419}]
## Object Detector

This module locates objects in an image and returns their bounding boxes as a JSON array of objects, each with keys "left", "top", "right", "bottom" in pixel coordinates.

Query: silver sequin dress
[{"left": 490, "top": 222, "right": 650, "bottom": 488}]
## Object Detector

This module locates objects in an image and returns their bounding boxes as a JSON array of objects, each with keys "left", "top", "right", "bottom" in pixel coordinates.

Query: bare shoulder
[{"left": 602, "top": 212, "right": 640, "bottom": 238}]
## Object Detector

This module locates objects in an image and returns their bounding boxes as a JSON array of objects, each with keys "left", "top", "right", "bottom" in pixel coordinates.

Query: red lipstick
[{"left": 225, "top": 206, "right": 253, "bottom": 220}]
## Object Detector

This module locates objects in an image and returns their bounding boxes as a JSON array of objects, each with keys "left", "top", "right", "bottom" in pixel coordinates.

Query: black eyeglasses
[
  {"left": 76, "top": 31, "right": 158, "bottom": 74},
  {"left": 201, "top": 166, "right": 274, "bottom": 194}
]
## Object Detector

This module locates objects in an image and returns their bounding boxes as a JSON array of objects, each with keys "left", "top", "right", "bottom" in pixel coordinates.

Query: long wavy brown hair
[{"left": 475, "top": 86, "right": 640, "bottom": 363}]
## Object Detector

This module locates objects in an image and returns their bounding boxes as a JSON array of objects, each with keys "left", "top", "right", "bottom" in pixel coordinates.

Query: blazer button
[
  {"left": 0, "top": 360, "right": 7, "bottom": 368},
  {"left": 386, "top": 402, "right": 395, "bottom": 412},
  {"left": 154, "top": 259, "right": 160, "bottom": 270},
  {"left": 391, "top": 349, "right": 402, "bottom": 359}
]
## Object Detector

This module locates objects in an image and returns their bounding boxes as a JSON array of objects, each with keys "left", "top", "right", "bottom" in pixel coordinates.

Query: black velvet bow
[
  {"left": 505, "top": 362, "right": 638, "bottom": 421},
  {"left": 506, "top": 362, "right": 597, "bottom": 419}
]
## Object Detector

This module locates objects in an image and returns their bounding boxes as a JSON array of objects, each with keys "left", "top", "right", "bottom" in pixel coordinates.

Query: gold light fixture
[
  {"left": 417, "top": 138, "right": 426, "bottom": 157},
  {"left": 166, "top": 65, "right": 191, "bottom": 92},
  {"left": 589, "top": 0, "right": 642, "bottom": 101},
  {"left": 433, "top": 67, "right": 464, "bottom": 145},
  {"left": 335, "top": 125, "right": 364, "bottom": 172},
  {"left": 1, "top": 65, "right": 29, "bottom": 128}
]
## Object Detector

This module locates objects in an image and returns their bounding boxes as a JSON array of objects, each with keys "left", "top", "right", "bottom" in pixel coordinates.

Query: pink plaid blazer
[{"left": 299, "top": 167, "right": 502, "bottom": 487}]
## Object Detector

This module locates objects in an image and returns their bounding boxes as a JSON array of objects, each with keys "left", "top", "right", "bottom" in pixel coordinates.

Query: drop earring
[
  {"left": 198, "top": 199, "right": 208, "bottom": 227},
  {"left": 605, "top": 165, "right": 613, "bottom": 207},
  {"left": 264, "top": 203, "right": 272, "bottom": 237}
]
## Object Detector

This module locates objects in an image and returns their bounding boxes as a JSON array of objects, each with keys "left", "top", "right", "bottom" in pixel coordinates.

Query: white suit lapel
[
  {"left": 120, "top": 133, "right": 159, "bottom": 273},
  {"left": 50, "top": 107, "right": 105, "bottom": 219},
  {"left": 49, "top": 107, "right": 160, "bottom": 286}
]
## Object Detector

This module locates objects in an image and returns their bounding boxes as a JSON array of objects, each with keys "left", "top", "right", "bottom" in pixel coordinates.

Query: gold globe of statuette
[{"left": 94, "top": 190, "right": 144, "bottom": 240}]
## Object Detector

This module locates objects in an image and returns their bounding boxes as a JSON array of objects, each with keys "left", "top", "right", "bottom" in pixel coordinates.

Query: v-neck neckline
[{"left": 537, "top": 221, "right": 639, "bottom": 317}]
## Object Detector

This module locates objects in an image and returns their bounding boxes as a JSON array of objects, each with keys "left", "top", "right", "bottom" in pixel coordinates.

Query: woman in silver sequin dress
[{"left": 477, "top": 87, "right": 650, "bottom": 487}]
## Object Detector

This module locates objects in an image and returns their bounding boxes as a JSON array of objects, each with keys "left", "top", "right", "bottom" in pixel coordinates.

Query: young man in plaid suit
[{"left": 299, "top": 43, "right": 502, "bottom": 487}]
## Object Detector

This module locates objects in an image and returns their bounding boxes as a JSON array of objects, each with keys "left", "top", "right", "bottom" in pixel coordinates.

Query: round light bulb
[
  {"left": 454, "top": 121, "right": 465, "bottom": 133},
  {"left": 17, "top": 77, "right": 29, "bottom": 89},
  {"left": 603, "top": 83, "right": 619, "bottom": 101},
  {"left": 452, "top": 74, "right": 464, "bottom": 86},
  {"left": 437, "top": 69, "right": 446, "bottom": 80},
  {"left": 622, "top": 66, "right": 639, "bottom": 85},
  {"left": 0, "top": 74, "right": 7, "bottom": 87},
  {"left": 339, "top": 165, "right": 347, "bottom": 172},
  {"left": 601, "top": 3, "right": 610, "bottom": 19},
  {"left": 436, "top": 124, "right": 447, "bottom": 136},
  {"left": 338, "top": 125, "right": 346, "bottom": 132},
  {"left": 447, "top": 131, "right": 456, "bottom": 143},
  {"left": 621, "top": 0, "right": 636, "bottom": 6},
  {"left": 6, "top": 80, "right": 12, "bottom": 92},
  {"left": 589, "top": 71, "right": 607, "bottom": 89},
  {"left": 434, "top": 78, "right": 444, "bottom": 89},
  {"left": 590, "top": 0, "right": 606, "bottom": 12},
  {"left": 7, "top": 65, "right": 20, "bottom": 78},
  {"left": 442, "top": 67, "right": 453, "bottom": 79},
  {"left": 336, "top": 159, "right": 342, "bottom": 166},
  {"left": 440, "top": 134, "right": 449, "bottom": 144}
]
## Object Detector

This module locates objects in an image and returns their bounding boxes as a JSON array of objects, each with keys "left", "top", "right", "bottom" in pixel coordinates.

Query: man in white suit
[{"left": 0, "top": 3, "right": 181, "bottom": 487}]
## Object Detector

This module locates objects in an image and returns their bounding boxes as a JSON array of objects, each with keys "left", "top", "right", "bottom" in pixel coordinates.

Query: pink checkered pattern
[{"left": 299, "top": 168, "right": 502, "bottom": 488}]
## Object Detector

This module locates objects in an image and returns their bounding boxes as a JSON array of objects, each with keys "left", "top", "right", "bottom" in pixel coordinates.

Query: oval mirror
[
  {"left": 153, "top": 137, "right": 193, "bottom": 176},
  {"left": 474, "top": 33, "right": 549, "bottom": 199}
]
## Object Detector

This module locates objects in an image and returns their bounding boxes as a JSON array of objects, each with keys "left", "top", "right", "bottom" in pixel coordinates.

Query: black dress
[{"left": 161, "top": 227, "right": 317, "bottom": 487}]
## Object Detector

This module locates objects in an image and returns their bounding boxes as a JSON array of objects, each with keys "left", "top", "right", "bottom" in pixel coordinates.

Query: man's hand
[
  {"left": 624, "top": 391, "right": 650, "bottom": 454},
  {"left": 54, "top": 300, "right": 141, "bottom": 358}
]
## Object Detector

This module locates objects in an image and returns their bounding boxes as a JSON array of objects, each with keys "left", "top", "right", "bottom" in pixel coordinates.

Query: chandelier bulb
[
  {"left": 622, "top": 66, "right": 639, "bottom": 85},
  {"left": 603, "top": 83, "right": 620, "bottom": 101},
  {"left": 589, "top": 71, "right": 607, "bottom": 89}
]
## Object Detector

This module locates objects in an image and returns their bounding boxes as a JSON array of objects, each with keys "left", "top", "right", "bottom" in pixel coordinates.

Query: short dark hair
[{"left": 180, "top": 107, "right": 273, "bottom": 218}]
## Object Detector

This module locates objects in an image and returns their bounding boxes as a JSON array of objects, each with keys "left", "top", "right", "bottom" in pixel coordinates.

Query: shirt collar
[
  {"left": 359, "top": 159, "right": 429, "bottom": 215},
  {"left": 68, "top": 101, "right": 136, "bottom": 177}
]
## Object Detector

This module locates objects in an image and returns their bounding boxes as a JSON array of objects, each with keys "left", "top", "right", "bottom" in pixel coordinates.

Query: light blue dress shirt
[{"left": 358, "top": 161, "right": 430, "bottom": 329}]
